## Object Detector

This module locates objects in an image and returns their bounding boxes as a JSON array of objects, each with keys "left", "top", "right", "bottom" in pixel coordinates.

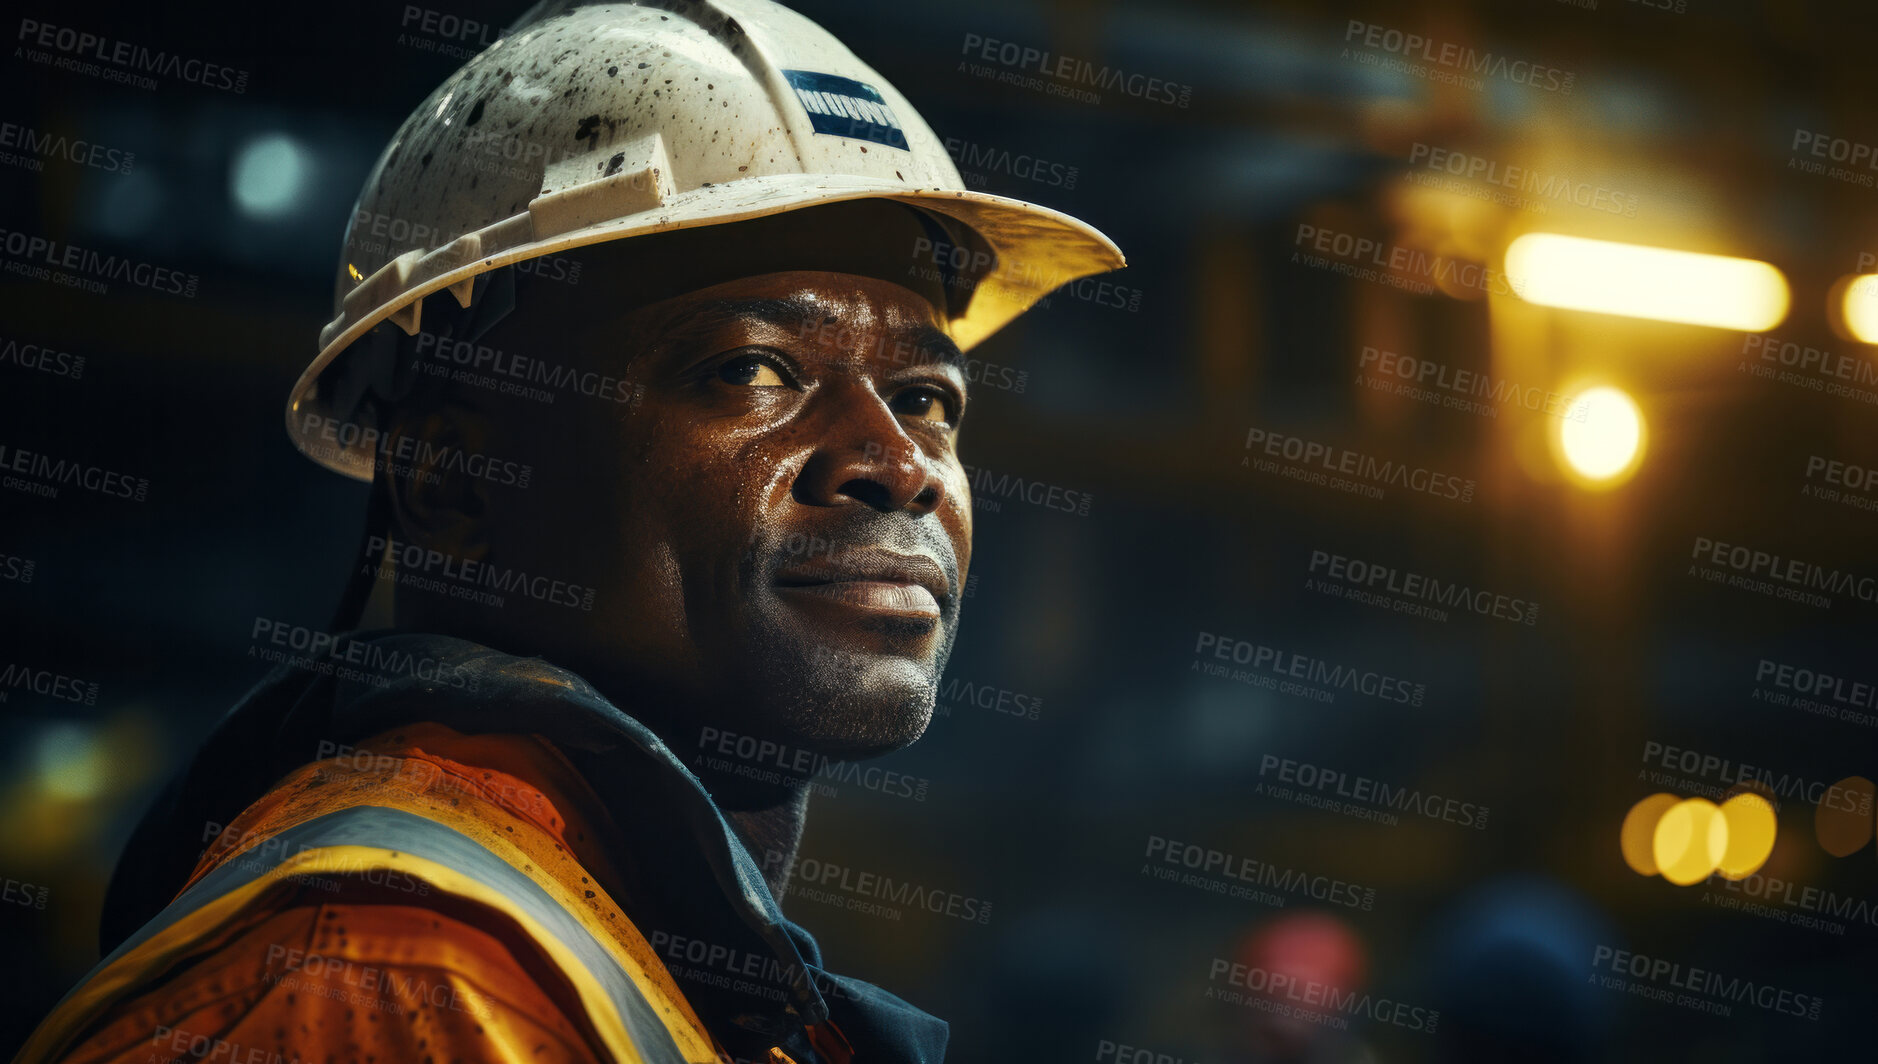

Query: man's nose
[{"left": 792, "top": 388, "right": 946, "bottom": 515}]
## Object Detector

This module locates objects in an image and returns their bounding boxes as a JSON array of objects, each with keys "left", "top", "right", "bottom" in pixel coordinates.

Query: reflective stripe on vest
[{"left": 14, "top": 805, "right": 696, "bottom": 1064}]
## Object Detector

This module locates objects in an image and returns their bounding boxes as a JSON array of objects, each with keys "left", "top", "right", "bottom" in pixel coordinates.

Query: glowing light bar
[{"left": 1504, "top": 234, "right": 1789, "bottom": 331}]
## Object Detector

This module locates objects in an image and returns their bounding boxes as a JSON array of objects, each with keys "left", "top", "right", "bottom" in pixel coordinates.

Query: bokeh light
[
  {"left": 1652, "top": 797, "right": 1728, "bottom": 886},
  {"left": 1714, "top": 792, "right": 1777, "bottom": 880},
  {"left": 1839, "top": 275, "right": 1878, "bottom": 344},
  {"left": 230, "top": 132, "right": 309, "bottom": 219},
  {"left": 1815, "top": 776, "right": 1875, "bottom": 857},
  {"left": 1558, "top": 385, "right": 1645, "bottom": 486},
  {"left": 33, "top": 723, "right": 105, "bottom": 802},
  {"left": 1620, "top": 793, "right": 1681, "bottom": 876}
]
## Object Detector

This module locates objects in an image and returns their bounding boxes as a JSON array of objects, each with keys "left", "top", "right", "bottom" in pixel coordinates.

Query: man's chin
[
  {"left": 790, "top": 705, "right": 934, "bottom": 761},
  {"left": 749, "top": 650, "right": 939, "bottom": 760}
]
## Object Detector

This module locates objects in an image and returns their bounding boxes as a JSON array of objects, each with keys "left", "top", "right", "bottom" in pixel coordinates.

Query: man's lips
[{"left": 771, "top": 548, "right": 950, "bottom": 619}]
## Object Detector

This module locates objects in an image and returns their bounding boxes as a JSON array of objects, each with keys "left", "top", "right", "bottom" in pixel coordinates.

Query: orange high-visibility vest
[{"left": 14, "top": 723, "right": 844, "bottom": 1064}]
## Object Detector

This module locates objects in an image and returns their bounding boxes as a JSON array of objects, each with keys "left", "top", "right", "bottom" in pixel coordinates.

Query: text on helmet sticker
[{"left": 781, "top": 69, "right": 910, "bottom": 151}]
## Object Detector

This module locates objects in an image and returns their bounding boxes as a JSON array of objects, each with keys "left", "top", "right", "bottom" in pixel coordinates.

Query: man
[{"left": 12, "top": 1, "right": 1122, "bottom": 1062}]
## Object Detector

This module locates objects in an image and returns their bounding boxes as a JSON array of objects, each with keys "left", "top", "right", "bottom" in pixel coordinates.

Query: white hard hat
[{"left": 289, "top": 0, "right": 1126, "bottom": 480}]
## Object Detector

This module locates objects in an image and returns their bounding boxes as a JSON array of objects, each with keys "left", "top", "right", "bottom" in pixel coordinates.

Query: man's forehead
[
  {"left": 658, "top": 277, "right": 963, "bottom": 368},
  {"left": 668, "top": 276, "right": 939, "bottom": 329}
]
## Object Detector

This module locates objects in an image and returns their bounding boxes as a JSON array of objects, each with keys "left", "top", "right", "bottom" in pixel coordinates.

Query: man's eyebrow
[
  {"left": 650, "top": 295, "right": 966, "bottom": 372},
  {"left": 900, "top": 323, "right": 966, "bottom": 374},
  {"left": 661, "top": 296, "right": 822, "bottom": 337}
]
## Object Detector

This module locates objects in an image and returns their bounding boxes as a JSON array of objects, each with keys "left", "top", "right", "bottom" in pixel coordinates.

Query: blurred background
[{"left": 4, "top": 0, "right": 1878, "bottom": 1060}]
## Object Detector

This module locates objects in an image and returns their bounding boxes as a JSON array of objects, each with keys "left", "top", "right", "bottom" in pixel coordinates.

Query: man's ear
[{"left": 382, "top": 398, "right": 494, "bottom": 563}]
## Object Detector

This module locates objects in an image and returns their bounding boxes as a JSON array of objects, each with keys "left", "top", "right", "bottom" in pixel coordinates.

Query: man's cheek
[{"left": 946, "top": 469, "right": 974, "bottom": 535}]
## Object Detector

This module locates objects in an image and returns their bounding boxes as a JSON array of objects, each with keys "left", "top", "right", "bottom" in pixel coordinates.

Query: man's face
[{"left": 417, "top": 268, "right": 974, "bottom": 760}]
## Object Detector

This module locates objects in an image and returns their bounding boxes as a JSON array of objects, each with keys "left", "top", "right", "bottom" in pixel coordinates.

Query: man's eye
[
  {"left": 892, "top": 386, "right": 956, "bottom": 424},
  {"left": 716, "top": 354, "right": 788, "bottom": 387}
]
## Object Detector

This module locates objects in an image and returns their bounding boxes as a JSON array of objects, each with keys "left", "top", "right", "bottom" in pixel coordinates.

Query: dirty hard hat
[{"left": 287, "top": 0, "right": 1126, "bottom": 480}]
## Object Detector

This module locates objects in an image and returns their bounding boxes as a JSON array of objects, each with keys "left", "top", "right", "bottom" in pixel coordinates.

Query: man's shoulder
[
  {"left": 53, "top": 890, "right": 608, "bottom": 1064},
  {"left": 20, "top": 723, "right": 722, "bottom": 1064}
]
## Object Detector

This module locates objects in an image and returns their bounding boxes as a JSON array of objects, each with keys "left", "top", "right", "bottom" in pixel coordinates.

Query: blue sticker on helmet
[{"left": 781, "top": 69, "right": 910, "bottom": 151}]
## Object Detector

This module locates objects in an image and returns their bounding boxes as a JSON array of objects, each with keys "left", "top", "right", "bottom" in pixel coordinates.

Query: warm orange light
[
  {"left": 1505, "top": 233, "right": 1789, "bottom": 330},
  {"left": 1653, "top": 797, "right": 1728, "bottom": 886},
  {"left": 1552, "top": 385, "right": 1647, "bottom": 489},
  {"left": 1621, "top": 793, "right": 1681, "bottom": 876},
  {"left": 1815, "top": 776, "right": 1875, "bottom": 857},
  {"left": 1840, "top": 275, "right": 1878, "bottom": 343},
  {"left": 1715, "top": 792, "right": 1778, "bottom": 880}
]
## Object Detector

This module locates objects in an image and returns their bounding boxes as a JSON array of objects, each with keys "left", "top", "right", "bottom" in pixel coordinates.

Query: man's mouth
[{"left": 771, "top": 547, "right": 950, "bottom": 621}]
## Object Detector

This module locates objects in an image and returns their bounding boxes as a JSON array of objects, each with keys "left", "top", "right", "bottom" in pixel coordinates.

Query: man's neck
[
  {"left": 724, "top": 787, "right": 812, "bottom": 900},
  {"left": 502, "top": 659, "right": 817, "bottom": 902}
]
